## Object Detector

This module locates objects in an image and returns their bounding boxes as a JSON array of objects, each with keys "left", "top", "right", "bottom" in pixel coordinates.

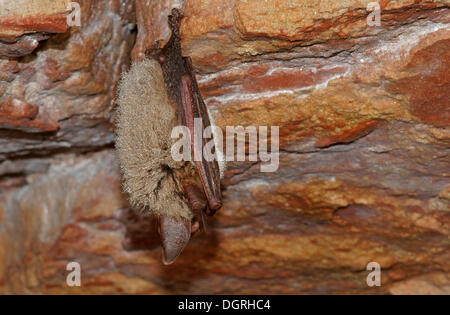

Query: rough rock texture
[
  {"left": 0, "top": 0, "right": 71, "bottom": 57},
  {"left": 0, "top": 0, "right": 449, "bottom": 294}
]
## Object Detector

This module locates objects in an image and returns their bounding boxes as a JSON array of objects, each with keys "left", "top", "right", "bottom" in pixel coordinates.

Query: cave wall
[{"left": 0, "top": 0, "right": 449, "bottom": 294}]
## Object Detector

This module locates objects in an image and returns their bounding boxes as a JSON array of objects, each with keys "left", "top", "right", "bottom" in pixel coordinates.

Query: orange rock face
[
  {"left": 0, "top": 0, "right": 71, "bottom": 57},
  {"left": 0, "top": 0, "right": 449, "bottom": 294}
]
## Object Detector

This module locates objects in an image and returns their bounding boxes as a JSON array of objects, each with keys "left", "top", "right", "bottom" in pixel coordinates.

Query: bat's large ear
[{"left": 159, "top": 216, "right": 191, "bottom": 265}]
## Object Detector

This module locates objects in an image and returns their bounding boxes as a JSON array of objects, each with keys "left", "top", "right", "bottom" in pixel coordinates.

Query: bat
[{"left": 116, "top": 8, "right": 224, "bottom": 265}]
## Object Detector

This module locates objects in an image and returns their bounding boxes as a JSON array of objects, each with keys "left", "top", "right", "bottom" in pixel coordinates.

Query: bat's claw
[{"left": 159, "top": 216, "right": 191, "bottom": 265}]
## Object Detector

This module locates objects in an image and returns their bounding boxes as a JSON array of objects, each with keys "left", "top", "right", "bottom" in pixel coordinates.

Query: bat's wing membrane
[{"left": 180, "top": 57, "right": 222, "bottom": 215}]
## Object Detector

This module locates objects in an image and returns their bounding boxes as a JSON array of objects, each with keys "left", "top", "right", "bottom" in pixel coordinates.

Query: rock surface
[
  {"left": 0, "top": 0, "right": 448, "bottom": 294},
  {"left": 0, "top": 0, "right": 71, "bottom": 57}
]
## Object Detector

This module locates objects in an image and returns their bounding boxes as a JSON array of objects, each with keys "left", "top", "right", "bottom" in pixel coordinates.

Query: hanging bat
[{"left": 115, "top": 8, "right": 225, "bottom": 265}]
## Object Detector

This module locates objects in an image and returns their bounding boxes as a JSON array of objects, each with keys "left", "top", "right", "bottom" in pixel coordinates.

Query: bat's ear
[{"left": 159, "top": 216, "right": 191, "bottom": 265}]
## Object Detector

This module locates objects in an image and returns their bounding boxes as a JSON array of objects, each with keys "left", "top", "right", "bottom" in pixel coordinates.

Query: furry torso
[{"left": 116, "top": 58, "right": 196, "bottom": 220}]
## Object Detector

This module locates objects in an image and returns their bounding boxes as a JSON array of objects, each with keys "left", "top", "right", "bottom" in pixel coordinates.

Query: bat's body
[{"left": 116, "top": 9, "right": 223, "bottom": 264}]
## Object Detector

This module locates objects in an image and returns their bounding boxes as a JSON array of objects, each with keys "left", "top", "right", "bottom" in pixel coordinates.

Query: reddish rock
[
  {"left": 0, "top": 33, "right": 50, "bottom": 58},
  {"left": 388, "top": 39, "right": 450, "bottom": 127},
  {"left": 316, "top": 120, "right": 381, "bottom": 148},
  {"left": 0, "top": 0, "right": 71, "bottom": 56},
  {"left": 0, "top": 0, "right": 448, "bottom": 295},
  {"left": 0, "top": 96, "right": 59, "bottom": 132},
  {"left": 0, "top": 97, "right": 38, "bottom": 119},
  {"left": 0, "top": 14, "right": 68, "bottom": 36},
  {"left": 0, "top": 0, "right": 136, "bottom": 158}
]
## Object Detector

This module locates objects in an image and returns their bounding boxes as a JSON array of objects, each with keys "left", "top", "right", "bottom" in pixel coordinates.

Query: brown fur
[{"left": 115, "top": 58, "right": 195, "bottom": 220}]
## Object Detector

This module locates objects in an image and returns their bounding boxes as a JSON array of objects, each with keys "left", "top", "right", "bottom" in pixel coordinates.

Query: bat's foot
[
  {"left": 159, "top": 216, "right": 191, "bottom": 265},
  {"left": 191, "top": 220, "right": 200, "bottom": 234},
  {"left": 205, "top": 200, "right": 222, "bottom": 216}
]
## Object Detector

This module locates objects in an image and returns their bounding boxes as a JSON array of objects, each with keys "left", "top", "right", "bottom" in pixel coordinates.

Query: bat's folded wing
[{"left": 180, "top": 57, "right": 222, "bottom": 215}]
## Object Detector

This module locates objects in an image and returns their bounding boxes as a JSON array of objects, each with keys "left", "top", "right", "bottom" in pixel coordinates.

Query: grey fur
[{"left": 115, "top": 59, "right": 193, "bottom": 220}]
